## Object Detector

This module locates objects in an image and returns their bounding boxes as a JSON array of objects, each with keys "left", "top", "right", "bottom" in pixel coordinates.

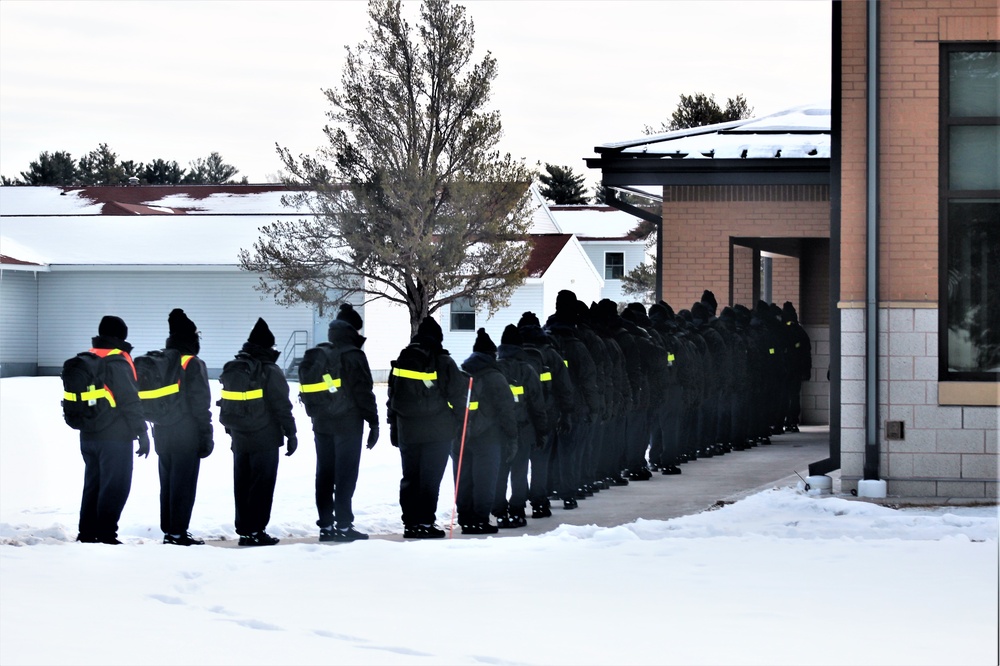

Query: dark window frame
[
  {"left": 938, "top": 43, "right": 1000, "bottom": 382},
  {"left": 605, "top": 251, "right": 625, "bottom": 280},
  {"left": 449, "top": 296, "right": 476, "bottom": 332}
]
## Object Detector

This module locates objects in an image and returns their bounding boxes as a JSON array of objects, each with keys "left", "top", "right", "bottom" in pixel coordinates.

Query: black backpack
[
  {"left": 61, "top": 351, "right": 118, "bottom": 432},
  {"left": 135, "top": 349, "right": 192, "bottom": 425},
  {"left": 216, "top": 355, "right": 269, "bottom": 431},
  {"left": 297, "top": 343, "right": 350, "bottom": 419},
  {"left": 389, "top": 345, "right": 449, "bottom": 419}
]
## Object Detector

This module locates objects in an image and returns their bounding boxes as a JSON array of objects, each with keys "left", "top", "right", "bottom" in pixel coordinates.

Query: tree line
[{"left": 2, "top": 144, "right": 245, "bottom": 186}]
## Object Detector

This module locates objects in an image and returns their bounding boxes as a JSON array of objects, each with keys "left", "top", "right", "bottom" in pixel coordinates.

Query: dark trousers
[
  {"left": 453, "top": 431, "right": 502, "bottom": 525},
  {"left": 398, "top": 438, "right": 452, "bottom": 527},
  {"left": 528, "top": 431, "right": 554, "bottom": 506},
  {"left": 493, "top": 421, "right": 533, "bottom": 516},
  {"left": 555, "top": 420, "right": 587, "bottom": 500},
  {"left": 79, "top": 438, "right": 133, "bottom": 541},
  {"left": 785, "top": 378, "right": 803, "bottom": 426},
  {"left": 625, "top": 411, "right": 650, "bottom": 471},
  {"left": 659, "top": 385, "right": 683, "bottom": 465},
  {"left": 233, "top": 448, "right": 279, "bottom": 536},
  {"left": 158, "top": 448, "right": 201, "bottom": 535},
  {"left": 314, "top": 417, "right": 364, "bottom": 529}
]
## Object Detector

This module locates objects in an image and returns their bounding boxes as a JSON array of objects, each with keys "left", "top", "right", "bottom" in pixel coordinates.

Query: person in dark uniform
[
  {"left": 75, "top": 315, "right": 150, "bottom": 545},
  {"left": 493, "top": 324, "right": 548, "bottom": 528},
  {"left": 781, "top": 301, "right": 812, "bottom": 432},
  {"left": 226, "top": 318, "right": 297, "bottom": 547},
  {"left": 307, "top": 304, "right": 379, "bottom": 543},
  {"left": 517, "top": 313, "right": 574, "bottom": 518},
  {"left": 456, "top": 329, "right": 518, "bottom": 534},
  {"left": 152, "top": 309, "right": 213, "bottom": 546},
  {"left": 387, "top": 316, "right": 468, "bottom": 539}
]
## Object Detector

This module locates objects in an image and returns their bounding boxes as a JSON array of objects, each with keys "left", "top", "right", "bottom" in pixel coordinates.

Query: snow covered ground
[{"left": 1, "top": 376, "right": 997, "bottom": 666}]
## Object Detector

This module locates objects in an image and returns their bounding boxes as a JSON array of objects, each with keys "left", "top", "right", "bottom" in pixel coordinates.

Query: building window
[
  {"left": 940, "top": 45, "right": 999, "bottom": 379},
  {"left": 450, "top": 296, "right": 475, "bottom": 331},
  {"left": 605, "top": 252, "right": 625, "bottom": 280}
]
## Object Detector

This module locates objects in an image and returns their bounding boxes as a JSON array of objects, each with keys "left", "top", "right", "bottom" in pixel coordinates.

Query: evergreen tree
[
  {"left": 182, "top": 152, "right": 240, "bottom": 184},
  {"left": 19, "top": 151, "right": 77, "bottom": 185},
  {"left": 140, "top": 159, "right": 186, "bottom": 184},
  {"left": 644, "top": 92, "right": 754, "bottom": 134},
  {"left": 538, "top": 163, "right": 589, "bottom": 205},
  {"left": 77, "top": 143, "right": 126, "bottom": 185},
  {"left": 245, "top": 0, "right": 535, "bottom": 335}
]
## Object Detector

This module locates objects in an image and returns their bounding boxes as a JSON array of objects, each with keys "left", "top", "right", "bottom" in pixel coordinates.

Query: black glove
[
  {"left": 285, "top": 435, "right": 298, "bottom": 457},
  {"left": 557, "top": 413, "right": 573, "bottom": 434},
  {"left": 366, "top": 423, "right": 379, "bottom": 450},
  {"left": 198, "top": 436, "right": 214, "bottom": 459},
  {"left": 136, "top": 430, "right": 150, "bottom": 458},
  {"left": 389, "top": 422, "right": 399, "bottom": 448}
]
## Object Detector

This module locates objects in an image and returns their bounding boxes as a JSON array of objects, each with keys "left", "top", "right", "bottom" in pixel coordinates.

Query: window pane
[
  {"left": 949, "top": 51, "right": 999, "bottom": 117},
  {"left": 605, "top": 252, "right": 624, "bottom": 280},
  {"left": 946, "top": 200, "right": 1000, "bottom": 372},
  {"left": 949, "top": 126, "right": 1000, "bottom": 190},
  {"left": 450, "top": 296, "right": 475, "bottom": 331}
]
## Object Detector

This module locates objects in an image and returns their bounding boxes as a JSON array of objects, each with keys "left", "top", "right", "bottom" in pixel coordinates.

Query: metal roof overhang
[{"left": 584, "top": 156, "right": 831, "bottom": 187}]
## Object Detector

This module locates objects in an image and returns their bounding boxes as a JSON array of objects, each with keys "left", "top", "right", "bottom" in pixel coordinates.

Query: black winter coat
[
  {"left": 151, "top": 344, "right": 213, "bottom": 457},
  {"left": 310, "top": 320, "right": 378, "bottom": 434},
  {"left": 81, "top": 335, "right": 147, "bottom": 444},
  {"left": 461, "top": 352, "right": 518, "bottom": 441},
  {"left": 388, "top": 343, "right": 467, "bottom": 445},
  {"left": 496, "top": 344, "right": 548, "bottom": 434},
  {"left": 228, "top": 343, "right": 296, "bottom": 454}
]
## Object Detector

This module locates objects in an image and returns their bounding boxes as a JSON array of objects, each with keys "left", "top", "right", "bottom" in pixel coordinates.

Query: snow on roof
[
  {"left": 547, "top": 206, "right": 644, "bottom": 239},
  {"left": 597, "top": 102, "right": 831, "bottom": 160}
]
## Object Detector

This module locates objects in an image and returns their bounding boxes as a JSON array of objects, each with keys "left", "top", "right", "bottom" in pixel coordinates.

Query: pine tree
[
  {"left": 77, "top": 143, "right": 126, "bottom": 185},
  {"left": 245, "top": 0, "right": 535, "bottom": 335},
  {"left": 19, "top": 151, "right": 77, "bottom": 185},
  {"left": 539, "top": 163, "right": 589, "bottom": 205},
  {"left": 140, "top": 159, "right": 186, "bottom": 184},
  {"left": 644, "top": 93, "right": 754, "bottom": 134}
]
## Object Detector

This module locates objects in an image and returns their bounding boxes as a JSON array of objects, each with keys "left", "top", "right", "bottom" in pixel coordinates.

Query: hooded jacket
[
  {"left": 82, "top": 334, "right": 147, "bottom": 443},
  {"left": 310, "top": 320, "right": 379, "bottom": 434},
  {"left": 152, "top": 332, "right": 213, "bottom": 456},
  {"left": 227, "top": 342, "right": 297, "bottom": 453}
]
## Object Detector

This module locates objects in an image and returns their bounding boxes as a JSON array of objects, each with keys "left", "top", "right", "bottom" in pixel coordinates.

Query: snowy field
[{"left": 1, "top": 376, "right": 997, "bottom": 666}]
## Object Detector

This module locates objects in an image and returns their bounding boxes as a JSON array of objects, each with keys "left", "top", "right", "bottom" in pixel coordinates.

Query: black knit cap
[
  {"left": 517, "top": 311, "right": 541, "bottom": 328},
  {"left": 247, "top": 317, "right": 275, "bottom": 348},
  {"left": 500, "top": 324, "right": 522, "bottom": 346},
  {"left": 98, "top": 315, "right": 128, "bottom": 341},
  {"left": 659, "top": 300, "right": 675, "bottom": 318},
  {"left": 168, "top": 309, "right": 197, "bottom": 343},
  {"left": 782, "top": 301, "right": 799, "bottom": 323},
  {"left": 416, "top": 315, "right": 443, "bottom": 343},
  {"left": 555, "top": 289, "right": 578, "bottom": 315},
  {"left": 701, "top": 290, "right": 718, "bottom": 315},
  {"left": 473, "top": 328, "right": 497, "bottom": 355},
  {"left": 335, "top": 303, "right": 363, "bottom": 331}
]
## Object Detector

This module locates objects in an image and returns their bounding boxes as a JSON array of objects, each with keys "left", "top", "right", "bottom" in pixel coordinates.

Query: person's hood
[
  {"left": 241, "top": 342, "right": 280, "bottom": 363},
  {"left": 328, "top": 319, "right": 366, "bottom": 349},
  {"left": 461, "top": 351, "right": 499, "bottom": 376},
  {"left": 91, "top": 335, "right": 133, "bottom": 354}
]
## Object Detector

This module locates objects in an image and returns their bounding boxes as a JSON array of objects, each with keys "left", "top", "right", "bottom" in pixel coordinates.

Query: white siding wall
[
  {"left": 580, "top": 240, "right": 647, "bottom": 303},
  {"left": 0, "top": 269, "right": 40, "bottom": 376},
  {"left": 438, "top": 282, "right": 545, "bottom": 362},
  {"left": 540, "top": 238, "right": 603, "bottom": 317},
  {"left": 36, "top": 268, "right": 314, "bottom": 376},
  {"left": 362, "top": 297, "right": 413, "bottom": 380}
]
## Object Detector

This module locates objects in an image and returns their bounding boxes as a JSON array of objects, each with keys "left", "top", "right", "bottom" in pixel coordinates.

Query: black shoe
[
  {"left": 531, "top": 504, "right": 552, "bottom": 519},
  {"left": 563, "top": 498, "right": 578, "bottom": 510},
  {"left": 76, "top": 533, "right": 99, "bottom": 544},
  {"left": 498, "top": 512, "right": 527, "bottom": 528},
  {"left": 98, "top": 536, "right": 122, "bottom": 545},
  {"left": 575, "top": 489, "right": 589, "bottom": 499},
  {"left": 461, "top": 522, "right": 499, "bottom": 535},
  {"left": 239, "top": 531, "right": 279, "bottom": 547},
  {"left": 403, "top": 525, "right": 445, "bottom": 539},
  {"left": 785, "top": 424, "right": 800, "bottom": 433},
  {"left": 319, "top": 527, "right": 337, "bottom": 542},
  {"left": 661, "top": 465, "right": 682, "bottom": 475},
  {"left": 164, "top": 532, "right": 205, "bottom": 546},
  {"left": 332, "top": 527, "right": 368, "bottom": 542},
  {"left": 609, "top": 476, "right": 629, "bottom": 486}
]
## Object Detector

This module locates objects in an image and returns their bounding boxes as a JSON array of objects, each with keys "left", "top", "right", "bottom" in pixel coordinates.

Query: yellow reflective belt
[
  {"left": 64, "top": 386, "right": 117, "bottom": 408},
  {"left": 468, "top": 402, "right": 479, "bottom": 410},
  {"left": 300, "top": 373, "right": 341, "bottom": 394},
  {"left": 667, "top": 353, "right": 675, "bottom": 362},
  {"left": 563, "top": 360, "right": 569, "bottom": 367},
  {"left": 221, "top": 389, "right": 264, "bottom": 401},
  {"left": 539, "top": 372, "right": 552, "bottom": 382},
  {"left": 392, "top": 367, "right": 437, "bottom": 388},
  {"left": 139, "top": 383, "right": 180, "bottom": 400},
  {"left": 510, "top": 385, "right": 523, "bottom": 402},
  {"left": 769, "top": 348, "right": 775, "bottom": 355}
]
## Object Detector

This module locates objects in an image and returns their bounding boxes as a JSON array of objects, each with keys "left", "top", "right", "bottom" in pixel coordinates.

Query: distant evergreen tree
[
  {"left": 77, "top": 143, "right": 127, "bottom": 185},
  {"left": 140, "top": 158, "right": 186, "bottom": 184},
  {"left": 644, "top": 92, "right": 753, "bottom": 133},
  {"left": 539, "top": 163, "right": 589, "bottom": 205},
  {"left": 183, "top": 152, "right": 239, "bottom": 184},
  {"left": 119, "top": 160, "right": 144, "bottom": 180},
  {"left": 0, "top": 175, "right": 23, "bottom": 186},
  {"left": 19, "top": 151, "right": 77, "bottom": 185}
]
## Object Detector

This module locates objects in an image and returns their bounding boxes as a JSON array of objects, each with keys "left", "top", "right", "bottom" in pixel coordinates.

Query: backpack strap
[
  {"left": 391, "top": 367, "right": 437, "bottom": 388},
  {"left": 181, "top": 354, "right": 194, "bottom": 370},
  {"left": 63, "top": 386, "right": 117, "bottom": 408},
  {"left": 300, "top": 374, "right": 341, "bottom": 394}
]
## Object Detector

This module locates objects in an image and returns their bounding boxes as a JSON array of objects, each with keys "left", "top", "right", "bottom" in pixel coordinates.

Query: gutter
[{"left": 864, "top": 0, "right": 881, "bottom": 482}]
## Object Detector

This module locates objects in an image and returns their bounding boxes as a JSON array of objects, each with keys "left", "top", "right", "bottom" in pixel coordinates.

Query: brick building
[{"left": 588, "top": 1, "right": 998, "bottom": 499}]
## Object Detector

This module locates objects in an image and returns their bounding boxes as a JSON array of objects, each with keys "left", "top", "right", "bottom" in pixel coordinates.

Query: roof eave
[{"left": 585, "top": 157, "right": 831, "bottom": 187}]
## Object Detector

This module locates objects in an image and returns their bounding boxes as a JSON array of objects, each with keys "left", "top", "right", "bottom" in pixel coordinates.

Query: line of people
[{"left": 64, "top": 289, "right": 810, "bottom": 545}]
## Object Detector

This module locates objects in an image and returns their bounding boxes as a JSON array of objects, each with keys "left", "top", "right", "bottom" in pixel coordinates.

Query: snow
[
  {"left": 549, "top": 207, "right": 644, "bottom": 239},
  {"left": 1, "top": 376, "right": 997, "bottom": 666}
]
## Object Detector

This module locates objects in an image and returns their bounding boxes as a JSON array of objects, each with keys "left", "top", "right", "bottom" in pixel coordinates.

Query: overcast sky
[{"left": 0, "top": 0, "right": 831, "bottom": 188}]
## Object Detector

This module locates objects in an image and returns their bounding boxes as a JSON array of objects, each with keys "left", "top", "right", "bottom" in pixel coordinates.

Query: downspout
[{"left": 863, "top": 0, "right": 881, "bottom": 482}]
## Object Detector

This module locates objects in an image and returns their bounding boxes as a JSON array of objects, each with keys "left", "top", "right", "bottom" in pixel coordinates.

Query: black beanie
[
  {"left": 247, "top": 317, "right": 275, "bottom": 348},
  {"left": 416, "top": 316, "right": 443, "bottom": 343},
  {"left": 701, "top": 290, "right": 718, "bottom": 314},
  {"left": 556, "top": 290, "right": 578, "bottom": 315},
  {"left": 659, "top": 300, "right": 676, "bottom": 318},
  {"left": 500, "top": 324, "right": 522, "bottom": 346},
  {"left": 473, "top": 328, "right": 497, "bottom": 355},
  {"left": 782, "top": 301, "right": 799, "bottom": 323},
  {"left": 168, "top": 309, "right": 197, "bottom": 342},
  {"left": 98, "top": 315, "right": 128, "bottom": 341},
  {"left": 335, "top": 303, "right": 363, "bottom": 331},
  {"left": 518, "top": 311, "right": 541, "bottom": 328}
]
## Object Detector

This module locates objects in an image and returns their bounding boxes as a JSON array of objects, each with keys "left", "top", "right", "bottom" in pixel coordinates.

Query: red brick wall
[
  {"left": 839, "top": 0, "right": 998, "bottom": 304},
  {"left": 660, "top": 185, "right": 829, "bottom": 311}
]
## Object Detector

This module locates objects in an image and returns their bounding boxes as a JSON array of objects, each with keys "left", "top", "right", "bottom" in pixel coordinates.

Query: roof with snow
[
  {"left": 548, "top": 206, "right": 645, "bottom": 240},
  {"left": 586, "top": 102, "right": 831, "bottom": 187}
]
